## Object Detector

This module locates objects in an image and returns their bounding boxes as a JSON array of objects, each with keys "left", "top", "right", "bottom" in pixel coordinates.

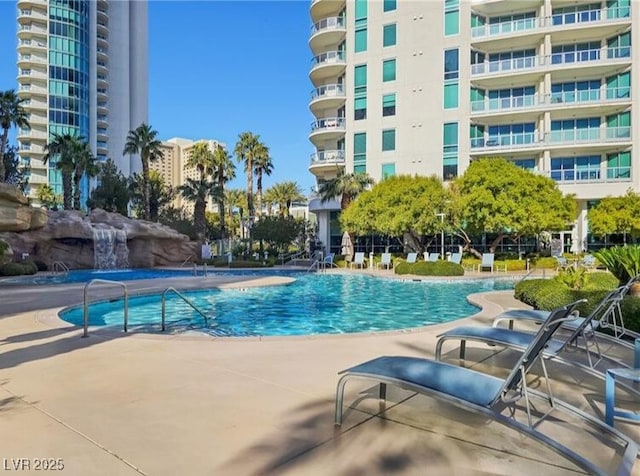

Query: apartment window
[
  {"left": 382, "top": 129, "right": 395, "bottom": 151},
  {"left": 606, "top": 111, "right": 631, "bottom": 139},
  {"left": 607, "top": 151, "right": 631, "bottom": 179},
  {"left": 607, "top": 0, "right": 631, "bottom": 19},
  {"left": 470, "top": 123, "right": 485, "bottom": 148},
  {"left": 443, "top": 122, "right": 458, "bottom": 180},
  {"left": 552, "top": 42, "right": 600, "bottom": 64},
  {"left": 382, "top": 93, "right": 396, "bottom": 116},
  {"left": 606, "top": 71, "right": 631, "bottom": 99},
  {"left": 355, "top": 27, "right": 367, "bottom": 52},
  {"left": 354, "top": 165, "right": 366, "bottom": 174},
  {"left": 550, "top": 118, "right": 600, "bottom": 142},
  {"left": 513, "top": 158, "right": 536, "bottom": 171},
  {"left": 607, "top": 32, "right": 631, "bottom": 59},
  {"left": 488, "top": 123, "right": 536, "bottom": 145},
  {"left": 354, "top": 133, "right": 367, "bottom": 172},
  {"left": 489, "top": 49, "right": 536, "bottom": 70},
  {"left": 551, "top": 81, "right": 600, "bottom": 103},
  {"left": 444, "top": 0, "right": 460, "bottom": 36},
  {"left": 383, "top": 24, "right": 396, "bottom": 47},
  {"left": 382, "top": 59, "right": 396, "bottom": 82},
  {"left": 551, "top": 156, "right": 601, "bottom": 181},
  {"left": 444, "top": 83, "right": 459, "bottom": 109},
  {"left": 355, "top": 0, "right": 367, "bottom": 22},
  {"left": 383, "top": 0, "right": 396, "bottom": 12},
  {"left": 354, "top": 97, "right": 367, "bottom": 120},
  {"left": 382, "top": 163, "right": 396, "bottom": 179},
  {"left": 444, "top": 49, "right": 459, "bottom": 80},
  {"left": 552, "top": 4, "right": 601, "bottom": 25},
  {"left": 354, "top": 65, "right": 367, "bottom": 94}
]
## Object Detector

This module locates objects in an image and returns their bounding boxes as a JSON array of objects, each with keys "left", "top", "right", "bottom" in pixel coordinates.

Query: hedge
[
  {"left": 395, "top": 260, "right": 464, "bottom": 276},
  {"left": 0, "top": 262, "right": 37, "bottom": 276}
]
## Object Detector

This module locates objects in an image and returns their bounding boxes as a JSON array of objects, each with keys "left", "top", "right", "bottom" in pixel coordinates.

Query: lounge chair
[
  {"left": 581, "top": 254, "right": 597, "bottom": 270},
  {"left": 322, "top": 252, "right": 338, "bottom": 268},
  {"left": 555, "top": 256, "right": 571, "bottom": 271},
  {"left": 406, "top": 252, "right": 417, "bottom": 264},
  {"left": 377, "top": 252, "right": 392, "bottom": 270},
  {"left": 335, "top": 300, "right": 638, "bottom": 475},
  {"left": 449, "top": 252, "right": 462, "bottom": 265},
  {"left": 428, "top": 252, "right": 439, "bottom": 262},
  {"left": 477, "top": 253, "right": 494, "bottom": 272},
  {"left": 351, "top": 252, "right": 366, "bottom": 269}
]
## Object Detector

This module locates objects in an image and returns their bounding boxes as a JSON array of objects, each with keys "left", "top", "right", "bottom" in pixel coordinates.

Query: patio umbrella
[{"left": 341, "top": 231, "right": 354, "bottom": 260}]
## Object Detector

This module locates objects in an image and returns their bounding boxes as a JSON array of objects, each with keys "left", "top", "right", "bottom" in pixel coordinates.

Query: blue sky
[{"left": 0, "top": 0, "right": 316, "bottom": 193}]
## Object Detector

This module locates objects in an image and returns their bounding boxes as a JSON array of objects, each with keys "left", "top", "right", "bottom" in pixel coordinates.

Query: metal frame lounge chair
[
  {"left": 406, "top": 252, "right": 418, "bottom": 264},
  {"left": 322, "top": 252, "right": 338, "bottom": 268},
  {"left": 335, "top": 300, "right": 638, "bottom": 475},
  {"left": 428, "top": 252, "right": 439, "bottom": 262},
  {"left": 377, "top": 252, "right": 392, "bottom": 270},
  {"left": 477, "top": 253, "right": 494, "bottom": 272},
  {"left": 351, "top": 252, "right": 366, "bottom": 269},
  {"left": 581, "top": 254, "right": 597, "bottom": 270},
  {"left": 449, "top": 252, "right": 462, "bottom": 265},
  {"left": 555, "top": 256, "right": 571, "bottom": 271}
]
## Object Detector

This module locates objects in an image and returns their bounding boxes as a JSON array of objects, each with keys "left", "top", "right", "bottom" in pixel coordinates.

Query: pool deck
[{"left": 0, "top": 268, "right": 639, "bottom": 475}]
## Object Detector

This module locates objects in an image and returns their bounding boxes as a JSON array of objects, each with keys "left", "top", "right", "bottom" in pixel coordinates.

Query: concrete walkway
[{"left": 0, "top": 271, "right": 638, "bottom": 475}]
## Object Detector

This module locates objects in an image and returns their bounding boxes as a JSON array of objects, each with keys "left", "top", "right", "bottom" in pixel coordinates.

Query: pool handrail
[
  {"left": 181, "top": 254, "right": 194, "bottom": 267},
  {"left": 83, "top": 279, "right": 129, "bottom": 337},
  {"left": 161, "top": 287, "right": 209, "bottom": 331},
  {"left": 52, "top": 261, "right": 69, "bottom": 274}
]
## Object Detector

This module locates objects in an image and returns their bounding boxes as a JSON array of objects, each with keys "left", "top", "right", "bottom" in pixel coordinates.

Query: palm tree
[
  {"left": 263, "top": 187, "right": 277, "bottom": 216},
  {"left": 179, "top": 177, "right": 219, "bottom": 241},
  {"left": 268, "top": 181, "right": 305, "bottom": 217},
  {"left": 253, "top": 143, "right": 272, "bottom": 217},
  {"left": 186, "top": 141, "right": 213, "bottom": 181},
  {"left": 318, "top": 170, "right": 374, "bottom": 210},
  {"left": 224, "top": 188, "right": 246, "bottom": 239},
  {"left": 43, "top": 133, "right": 82, "bottom": 210},
  {"left": 211, "top": 144, "right": 236, "bottom": 243},
  {"left": 123, "top": 123, "right": 163, "bottom": 220},
  {"left": 0, "top": 90, "right": 30, "bottom": 181},
  {"left": 71, "top": 140, "right": 98, "bottom": 210},
  {"left": 233, "top": 131, "right": 263, "bottom": 218}
]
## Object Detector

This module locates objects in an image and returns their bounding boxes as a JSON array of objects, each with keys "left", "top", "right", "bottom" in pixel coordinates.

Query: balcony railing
[
  {"left": 471, "top": 133, "right": 539, "bottom": 149},
  {"left": 310, "top": 117, "right": 346, "bottom": 131},
  {"left": 311, "top": 16, "right": 345, "bottom": 34},
  {"left": 310, "top": 149, "right": 345, "bottom": 164},
  {"left": 310, "top": 83, "right": 345, "bottom": 100},
  {"left": 471, "top": 6, "right": 630, "bottom": 39},
  {"left": 471, "top": 56, "right": 537, "bottom": 75},
  {"left": 471, "top": 95, "right": 538, "bottom": 112},
  {"left": 541, "top": 167, "right": 631, "bottom": 183},
  {"left": 311, "top": 50, "right": 345, "bottom": 68}
]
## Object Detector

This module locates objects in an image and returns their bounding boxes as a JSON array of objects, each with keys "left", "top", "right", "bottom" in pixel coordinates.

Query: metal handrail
[
  {"left": 51, "top": 261, "right": 69, "bottom": 273},
  {"left": 161, "top": 287, "right": 209, "bottom": 331},
  {"left": 83, "top": 279, "right": 128, "bottom": 337},
  {"left": 307, "top": 260, "right": 320, "bottom": 272},
  {"left": 180, "top": 254, "right": 194, "bottom": 267}
]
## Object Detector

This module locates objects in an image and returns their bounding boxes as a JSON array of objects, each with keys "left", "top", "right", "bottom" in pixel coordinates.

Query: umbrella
[{"left": 341, "top": 231, "right": 354, "bottom": 260}]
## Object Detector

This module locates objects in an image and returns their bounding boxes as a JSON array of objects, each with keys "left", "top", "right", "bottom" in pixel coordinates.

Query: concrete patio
[{"left": 0, "top": 271, "right": 638, "bottom": 475}]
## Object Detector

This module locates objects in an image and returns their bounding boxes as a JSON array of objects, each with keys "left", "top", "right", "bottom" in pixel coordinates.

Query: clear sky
[{"left": 0, "top": 0, "right": 316, "bottom": 194}]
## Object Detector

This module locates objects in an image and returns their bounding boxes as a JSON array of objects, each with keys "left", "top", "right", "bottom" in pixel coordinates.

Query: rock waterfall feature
[{"left": 93, "top": 228, "right": 130, "bottom": 269}]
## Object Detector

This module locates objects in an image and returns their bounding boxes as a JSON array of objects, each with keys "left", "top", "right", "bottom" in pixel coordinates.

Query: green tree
[
  {"left": 43, "top": 133, "right": 82, "bottom": 210},
  {"left": 186, "top": 142, "right": 213, "bottom": 180},
  {"left": 179, "top": 177, "right": 219, "bottom": 241},
  {"left": 252, "top": 216, "right": 305, "bottom": 253},
  {"left": 454, "top": 158, "right": 576, "bottom": 254},
  {"left": 123, "top": 123, "right": 163, "bottom": 220},
  {"left": 253, "top": 143, "right": 273, "bottom": 217},
  {"left": 225, "top": 188, "right": 246, "bottom": 239},
  {"left": 2, "top": 145, "right": 29, "bottom": 192},
  {"left": 36, "top": 183, "right": 57, "bottom": 209},
  {"left": 88, "top": 159, "right": 130, "bottom": 215},
  {"left": 211, "top": 144, "right": 236, "bottom": 243},
  {"left": 318, "top": 170, "right": 373, "bottom": 210},
  {"left": 0, "top": 90, "right": 29, "bottom": 181},
  {"left": 267, "top": 181, "right": 305, "bottom": 217},
  {"left": 234, "top": 131, "right": 263, "bottom": 218},
  {"left": 588, "top": 190, "right": 640, "bottom": 242},
  {"left": 129, "top": 170, "right": 175, "bottom": 221},
  {"left": 340, "top": 175, "right": 449, "bottom": 253},
  {"left": 71, "top": 140, "right": 98, "bottom": 210}
]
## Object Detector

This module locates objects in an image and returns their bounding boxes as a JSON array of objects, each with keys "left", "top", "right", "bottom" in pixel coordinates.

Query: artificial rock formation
[
  {"left": 0, "top": 208, "right": 199, "bottom": 269},
  {"left": 0, "top": 182, "right": 48, "bottom": 232}
]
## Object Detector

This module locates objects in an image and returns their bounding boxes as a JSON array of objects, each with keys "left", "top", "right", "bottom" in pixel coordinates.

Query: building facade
[
  {"left": 308, "top": 0, "right": 637, "bottom": 254},
  {"left": 16, "top": 0, "right": 148, "bottom": 200}
]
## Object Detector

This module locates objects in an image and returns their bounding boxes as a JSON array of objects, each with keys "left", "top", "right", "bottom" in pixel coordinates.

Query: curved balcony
[
  {"left": 309, "top": 117, "right": 345, "bottom": 143},
  {"left": 310, "top": 0, "right": 345, "bottom": 25},
  {"left": 310, "top": 50, "right": 346, "bottom": 84},
  {"left": 97, "top": 47, "right": 108, "bottom": 61},
  {"left": 309, "top": 150, "right": 345, "bottom": 175},
  {"left": 97, "top": 115, "right": 108, "bottom": 127},
  {"left": 309, "top": 83, "right": 345, "bottom": 114},
  {"left": 97, "top": 101, "right": 108, "bottom": 114},
  {"left": 309, "top": 16, "right": 346, "bottom": 51}
]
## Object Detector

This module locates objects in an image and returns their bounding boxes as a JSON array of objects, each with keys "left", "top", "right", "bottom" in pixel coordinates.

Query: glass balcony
[
  {"left": 471, "top": 94, "right": 538, "bottom": 112},
  {"left": 311, "top": 50, "right": 345, "bottom": 68},
  {"left": 310, "top": 149, "right": 345, "bottom": 165},
  {"left": 471, "top": 17, "right": 538, "bottom": 38},
  {"left": 310, "top": 117, "right": 345, "bottom": 132},
  {"left": 471, "top": 56, "right": 537, "bottom": 75},
  {"left": 546, "top": 127, "right": 631, "bottom": 144},
  {"left": 311, "top": 16, "right": 345, "bottom": 35},
  {"left": 470, "top": 133, "right": 538, "bottom": 149}
]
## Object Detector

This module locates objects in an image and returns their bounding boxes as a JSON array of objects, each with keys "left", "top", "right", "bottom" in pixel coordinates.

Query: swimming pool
[
  {"left": 0, "top": 267, "right": 297, "bottom": 285},
  {"left": 60, "top": 274, "right": 514, "bottom": 336}
]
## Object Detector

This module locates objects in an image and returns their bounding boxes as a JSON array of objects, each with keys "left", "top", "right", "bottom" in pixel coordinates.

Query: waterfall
[{"left": 93, "top": 228, "right": 130, "bottom": 269}]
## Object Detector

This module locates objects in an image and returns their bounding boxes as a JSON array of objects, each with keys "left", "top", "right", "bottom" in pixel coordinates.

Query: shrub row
[
  {"left": 395, "top": 261, "right": 464, "bottom": 276},
  {"left": 0, "top": 261, "right": 38, "bottom": 276}
]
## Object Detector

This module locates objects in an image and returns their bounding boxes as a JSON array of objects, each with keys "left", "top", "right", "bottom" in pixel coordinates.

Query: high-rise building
[
  {"left": 308, "top": 0, "right": 637, "bottom": 254},
  {"left": 16, "top": 0, "right": 148, "bottom": 200}
]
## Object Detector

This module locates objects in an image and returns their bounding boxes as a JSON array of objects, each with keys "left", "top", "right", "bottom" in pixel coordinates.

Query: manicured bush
[
  {"left": 619, "top": 297, "right": 640, "bottom": 335},
  {"left": 33, "top": 260, "right": 48, "bottom": 272},
  {"left": 529, "top": 256, "right": 559, "bottom": 269},
  {"left": 394, "top": 260, "right": 464, "bottom": 276},
  {"left": 0, "top": 262, "right": 37, "bottom": 276},
  {"left": 0, "top": 240, "right": 7, "bottom": 255}
]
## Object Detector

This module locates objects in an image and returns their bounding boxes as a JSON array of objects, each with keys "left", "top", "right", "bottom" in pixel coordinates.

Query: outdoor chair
[
  {"left": 555, "top": 256, "right": 571, "bottom": 271},
  {"left": 406, "top": 252, "right": 418, "bottom": 264},
  {"left": 449, "top": 252, "right": 462, "bottom": 265},
  {"left": 351, "top": 252, "right": 366, "bottom": 269},
  {"left": 581, "top": 254, "right": 597, "bottom": 270},
  {"left": 335, "top": 300, "right": 638, "bottom": 475},
  {"left": 322, "top": 253, "right": 338, "bottom": 268},
  {"left": 377, "top": 253, "right": 392, "bottom": 270},
  {"left": 477, "top": 253, "right": 495, "bottom": 272},
  {"left": 428, "top": 252, "right": 439, "bottom": 262}
]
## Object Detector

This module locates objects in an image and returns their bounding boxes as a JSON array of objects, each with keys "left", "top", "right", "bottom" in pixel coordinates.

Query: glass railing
[
  {"left": 471, "top": 17, "right": 537, "bottom": 38},
  {"left": 606, "top": 126, "right": 631, "bottom": 140},
  {"left": 310, "top": 150, "right": 345, "bottom": 164},
  {"left": 471, "top": 56, "right": 537, "bottom": 75},
  {"left": 548, "top": 90, "right": 600, "bottom": 104},
  {"left": 311, "top": 50, "right": 346, "bottom": 68},
  {"left": 310, "top": 117, "right": 346, "bottom": 131},
  {"left": 470, "top": 133, "right": 537, "bottom": 148},
  {"left": 311, "top": 16, "right": 346, "bottom": 34},
  {"left": 549, "top": 168, "right": 601, "bottom": 182},
  {"left": 545, "top": 126, "right": 631, "bottom": 144},
  {"left": 471, "top": 94, "right": 538, "bottom": 112},
  {"left": 311, "top": 83, "right": 345, "bottom": 100}
]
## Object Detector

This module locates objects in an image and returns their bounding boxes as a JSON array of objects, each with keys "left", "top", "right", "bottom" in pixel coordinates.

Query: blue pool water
[
  {"left": 60, "top": 274, "right": 514, "bottom": 336},
  {"left": 0, "top": 267, "right": 299, "bottom": 285}
]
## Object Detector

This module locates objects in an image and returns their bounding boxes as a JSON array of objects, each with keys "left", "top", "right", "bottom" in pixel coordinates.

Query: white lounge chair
[
  {"left": 477, "top": 253, "right": 494, "bottom": 272},
  {"left": 351, "top": 252, "right": 366, "bottom": 269},
  {"left": 428, "top": 252, "right": 439, "bottom": 262},
  {"left": 449, "top": 252, "right": 462, "bottom": 265},
  {"left": 406, "top": 252, "right": 417, "bottom": 264},
  {"left": 377, "top": 253, "right": 392, "bottom": 270}
]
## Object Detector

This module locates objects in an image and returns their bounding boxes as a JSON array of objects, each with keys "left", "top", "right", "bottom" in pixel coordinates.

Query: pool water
[{"left": 60, "top": 274, "right": 514, "bottom": 336}]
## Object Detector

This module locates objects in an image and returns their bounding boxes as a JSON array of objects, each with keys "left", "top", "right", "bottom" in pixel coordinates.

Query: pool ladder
[
  {"left": 51, "top": 261, "right": 69, "bottom": 274},
  {"left": 83, "top": 279, "right": 128, "bottom": 338},
  {"left": 161, "top": 287, "right": 209, "bottom": 331}
]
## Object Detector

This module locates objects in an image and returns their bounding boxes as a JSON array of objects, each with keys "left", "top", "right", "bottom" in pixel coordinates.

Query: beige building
[
  {"left": 152, "top": 137, "right": 225, "bottom": 213},
  {"left": 308, "top": 0, "right": 637, "bottom": 254}
]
